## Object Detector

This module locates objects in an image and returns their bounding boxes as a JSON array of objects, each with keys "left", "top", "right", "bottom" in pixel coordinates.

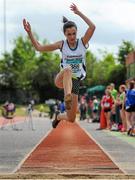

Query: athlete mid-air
[{"left": 23, "top": 3, "right": 96, "bottom": 128}]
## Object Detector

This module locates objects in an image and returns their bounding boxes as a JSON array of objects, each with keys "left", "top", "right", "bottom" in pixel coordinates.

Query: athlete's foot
[
  {"left": 52, "top": 111, "right": 60, "bottom": 128},
  {"left": 64, "top": 94, "right": 72, "bottom": 110}
]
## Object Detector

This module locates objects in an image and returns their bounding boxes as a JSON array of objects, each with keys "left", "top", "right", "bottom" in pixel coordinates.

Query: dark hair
[
  {"left": 119, "top": 84, "right": 126, "bottom": 92},
  {"left": 129, "top": 80, "right": 135, "bottom": 90},
  {"left": 62, "top": 16, "right": 77, "bottom": 33},
  {"left": 93, "top": 96, "right": 97, "bottom": 99}
]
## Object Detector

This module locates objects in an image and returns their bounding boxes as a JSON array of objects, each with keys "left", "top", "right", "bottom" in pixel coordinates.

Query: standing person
[
  {"left": 23, "top": 3, "right": 96, "bottom": 128},
  {"left": 110, "top": 83, "right": 119, "bottom": 123},
  {"left": 59, "top": 100, "right": 65, "bottom": 113},
  {"left": 125, "top": 80, "right": 135, "bottom": 135},
  {"left": 92, "top": 96, "right": 99, "bottom": 122},
  {"left": 79, "top": 101, "right": 87, "bottom": 121},
  {"left": 49, "top": 103, "right": 55, "bottom": 119},
  {"left": 101, "top": 89, "right": 114, "bottom": 130},
  {"left": 87, "top": 98, "right": 93, "bottom": 123},
  {"left": 39, "top": 104, "right": 44, "bottom": 117},
  {"left": 118, "top": 85, "right": 127, "bottom": 132},
  {"left": 110, "top": 83, "right": 117, "bottom": 100}
]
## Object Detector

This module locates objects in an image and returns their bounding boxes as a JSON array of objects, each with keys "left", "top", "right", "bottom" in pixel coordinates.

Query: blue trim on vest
[{"left": 66, "top": 39, "right": 79, "bottom": 51}]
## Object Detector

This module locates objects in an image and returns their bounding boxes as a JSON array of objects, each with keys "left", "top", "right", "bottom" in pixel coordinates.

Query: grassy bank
[{"left": 0, "top": 104, "right": 49, "bottom": 117}]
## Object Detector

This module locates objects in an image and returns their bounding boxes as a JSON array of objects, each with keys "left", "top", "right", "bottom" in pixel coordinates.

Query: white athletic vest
[{"left": 60, "top": 38, "right": 87, "bottom": 80}]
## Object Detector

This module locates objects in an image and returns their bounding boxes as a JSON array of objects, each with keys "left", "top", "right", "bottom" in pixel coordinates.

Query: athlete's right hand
[{"left": 23, "top": 19, "right": 31, "bottom": 33}]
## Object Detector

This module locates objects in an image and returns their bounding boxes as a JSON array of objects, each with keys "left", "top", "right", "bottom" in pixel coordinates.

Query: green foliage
[
  {"left": 12, "top": 35, "right": 37, "bottom": 90},
  {"left": 32, "top": 51, "right": 60, "bottom": 101},
  {"left": 0, "top": 52, "right": 15, "bottom": 87},
  {"left": 84, "top": 50, "right": 97, "bottom": 86},
  {"left": 92, "top": 52, "right": 116, "bottom": 85},
  {"left": 0, "top": 35, "right": 134, "bottom": 102},
  {"left": 118, "top": 40, "right": 135, "bottom": 65},
  {"left": 0, "top": 34, "right": 61, "bottom": 102},
  {"left": 108, "top": 64, "right": 126, "bottom": 89}
]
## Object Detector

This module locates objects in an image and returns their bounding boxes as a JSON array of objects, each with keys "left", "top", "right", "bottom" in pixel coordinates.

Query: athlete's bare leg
[
  {"left": 57, "top": 94, "right": 78, "bottom": 122},
  {"left": 53, "top": 70, "right": 78, "bottom": 125},
  {"left": 55, "top": 68, "right": 72, "bottom": 95},
  {"left": 55, "top": 68, "right": 73, "bottom": 110}
]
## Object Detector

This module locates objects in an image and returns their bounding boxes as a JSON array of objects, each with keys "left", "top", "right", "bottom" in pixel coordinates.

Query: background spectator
[{"left": 125, "top": 80, "right": 135, "bottom": 135}]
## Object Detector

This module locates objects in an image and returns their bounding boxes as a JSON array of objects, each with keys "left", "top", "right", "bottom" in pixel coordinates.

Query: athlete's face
[
  {"left": 64, "top": 27, "right": 77, "bottom": 44},
  {"left": 105, "top": 89, "right": 110, "bottom": 96}
]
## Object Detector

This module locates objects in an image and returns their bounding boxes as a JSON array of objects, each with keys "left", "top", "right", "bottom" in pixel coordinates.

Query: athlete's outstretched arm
[
  {"left": 70, "top": 3, "right": 96, "bottom": 46},
  {"left": 23, "top": 19, "right": 61, "bottom": 52}
]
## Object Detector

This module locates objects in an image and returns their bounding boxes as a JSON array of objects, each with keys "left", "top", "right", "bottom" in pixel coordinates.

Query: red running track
[{"left": 18, "top": 121, "right": 123, "bottom": 174}]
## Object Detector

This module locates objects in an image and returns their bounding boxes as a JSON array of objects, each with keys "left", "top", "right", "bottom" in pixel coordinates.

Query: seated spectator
[
  {"left": 1, "top": 101, "right": 16, "bottom": 130},
  {"left": 2, "top": 101, "right": 15, "bottom": 118}
]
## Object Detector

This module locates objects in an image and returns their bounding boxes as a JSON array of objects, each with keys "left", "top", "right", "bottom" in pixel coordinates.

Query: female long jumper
[{"left": 23, "top": 3, "right": 96, "bottom": 128}]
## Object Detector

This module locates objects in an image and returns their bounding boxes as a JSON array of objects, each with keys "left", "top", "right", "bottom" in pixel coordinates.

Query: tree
[
  {"left": 32, "top": 51, "right": 61, "bottom": 101},
  {"left": 0, "top": 52, "right": 15, "bottom": 88},
  {"left": 92, "top": 52, "right": 116, "bottom": 85},
  {"left": 1, "top": 34, "right": 134, "bottom": 102},
  {"left": 11, "top": 35, "right": 37, "bottom": 90},
  {"left": 108, "top": 64, "right": 125, "bottom": 89},
  {"left": 84, "top": 50, "right": 97, "bottom": 86},
  {"left": 118, "top": 40, "right": 135, "bottom": 65},
  {"left": 117, "top": 40, "right": 135, "bottom": 82}
]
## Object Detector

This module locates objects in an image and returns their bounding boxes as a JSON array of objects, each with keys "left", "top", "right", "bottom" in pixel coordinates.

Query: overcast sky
[{"left": 0, "top": 0, "right": 135, "bottom": 58}]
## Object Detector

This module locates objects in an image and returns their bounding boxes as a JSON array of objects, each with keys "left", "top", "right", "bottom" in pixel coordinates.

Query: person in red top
[{"left": 101, "top": 89, "right": 114, "bottom": 129}]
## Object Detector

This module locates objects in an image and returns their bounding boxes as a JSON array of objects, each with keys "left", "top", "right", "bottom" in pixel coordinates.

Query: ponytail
[
  {"left": 62, "top": 16, "right": 68, "bottom": 23},
  {"left": 62, "top": 16, "right": 77, "bottom": 33}
]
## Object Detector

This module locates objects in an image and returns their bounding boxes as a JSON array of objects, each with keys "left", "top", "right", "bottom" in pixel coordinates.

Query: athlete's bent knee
[
  {"left": 63, "top": 68, "right": 72, "bottom": 75},
  {"left": 54, "top": 76, "right": 63, "bottom": 89}
]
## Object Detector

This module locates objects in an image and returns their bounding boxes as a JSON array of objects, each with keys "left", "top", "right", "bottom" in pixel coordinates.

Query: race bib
[
  {"left": 65, "top": 58, "right": 82, "bottom": 73},
  {"left": 104, "top": 102, "right": 110, "bottom": 108}
]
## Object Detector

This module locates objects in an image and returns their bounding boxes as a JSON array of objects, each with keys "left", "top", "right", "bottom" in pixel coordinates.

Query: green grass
[
  {"left": 0, "top": 104, "right": 49, "bottom": 117},
  {"left": 15, "top": 105, "right": 26, "bottom": 116}
]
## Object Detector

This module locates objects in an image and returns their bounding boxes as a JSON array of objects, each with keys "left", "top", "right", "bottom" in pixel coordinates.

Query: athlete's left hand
[{"left": 70, "top": 3, "right": 80, "bottom": 15}]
